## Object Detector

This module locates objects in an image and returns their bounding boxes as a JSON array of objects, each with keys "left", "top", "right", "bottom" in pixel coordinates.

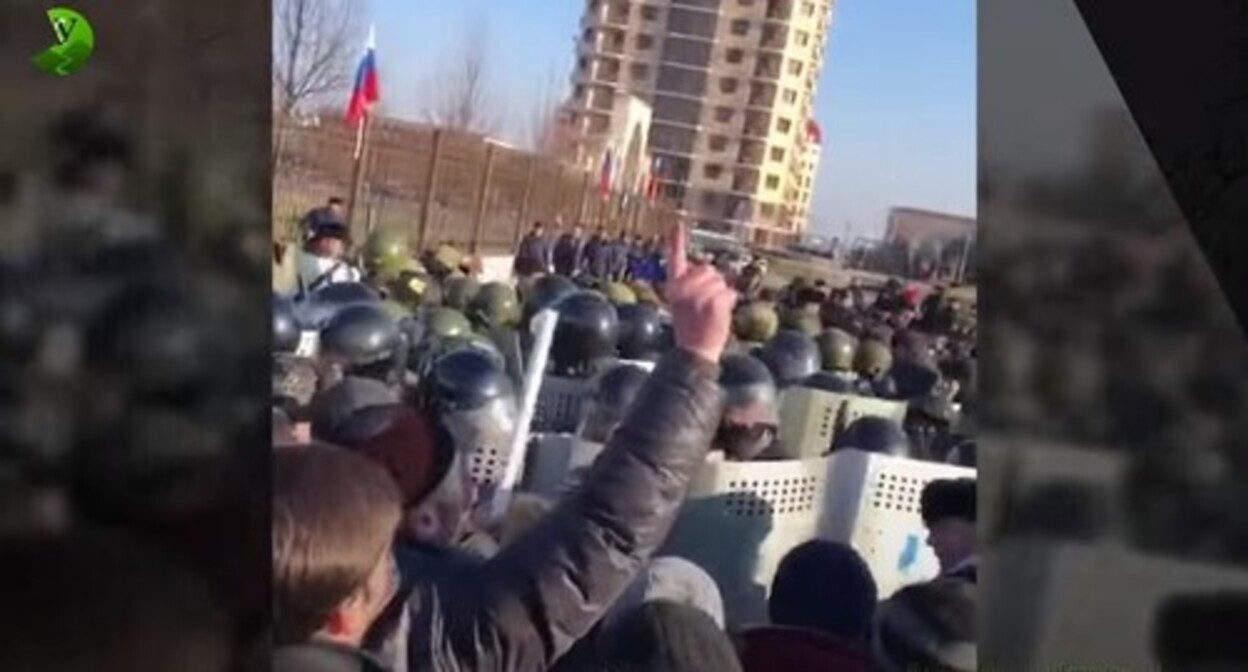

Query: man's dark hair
[
  {"left": 273, "top": 443, "right": 401, "bottom": 644},
  {"left": 769, "top": 540, "right": 878, "bottom": 643},
  {"left": 328, "top": 197, "right": 345, "bottom": 207},
  {"left": 920, "top": 478, "right": 976, "bottom": 526}
]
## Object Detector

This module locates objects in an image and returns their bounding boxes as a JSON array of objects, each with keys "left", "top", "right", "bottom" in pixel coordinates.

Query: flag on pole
[
  {"left": 646, "top": 157, "right": 663, "bottom": 201},
  {"left": 598, "top": 147, "right": 616, "bottom": 199},
  {"left": 346, "top": 27, "right": 380, "bottom": 126}
]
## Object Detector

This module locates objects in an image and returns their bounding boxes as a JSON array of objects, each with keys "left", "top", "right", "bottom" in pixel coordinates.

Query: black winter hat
[{"left": 769, "top": 540, "right": 879, "bottom": 643}]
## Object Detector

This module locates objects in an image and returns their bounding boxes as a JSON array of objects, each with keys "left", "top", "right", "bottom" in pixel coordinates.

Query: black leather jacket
[{"left": 383, "top": 349, "right": 723, "bottom": 672}]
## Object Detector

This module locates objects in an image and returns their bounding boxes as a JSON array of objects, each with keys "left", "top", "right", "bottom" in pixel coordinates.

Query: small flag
[
  {"left": 346, "top": 26, "right": 380, "bottom": 126},
  {"left": 599, "top": 147, "right": 616, "bottom": 199},
  {"left": 646, "top": 157, "right": 663, "bottom": 200}
]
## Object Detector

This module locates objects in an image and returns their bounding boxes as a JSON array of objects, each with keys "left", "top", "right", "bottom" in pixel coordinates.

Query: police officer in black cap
[
  {"left": 831, "top": 416, "right": 912, "bottom": 458},
  {"left": 616, "top": 303, "right": 665, "bottom": 362},
  {"left": 548, "top": 290, "right": 620, "bottom": 378},
  {"left": 715, "top": 354, "right": 786, "bottom": 460},
  {"left": 756, "top": 330, "right": 821, "bottom": 390},
  {"left": 309, "top": 302, "right": 407, "bottom": 439}
]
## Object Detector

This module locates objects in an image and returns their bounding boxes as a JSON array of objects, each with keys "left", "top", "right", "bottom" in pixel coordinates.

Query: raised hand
[{"left": 663, "top": 223, "right": 737, "bottom": 365}]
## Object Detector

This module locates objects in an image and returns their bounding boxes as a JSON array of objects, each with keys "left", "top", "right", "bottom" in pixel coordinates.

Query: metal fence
[{"left": 274, "top": 117, "right": 679, "bottom": 255}]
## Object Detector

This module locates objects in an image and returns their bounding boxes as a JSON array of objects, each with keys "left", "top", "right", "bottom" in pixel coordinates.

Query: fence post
[
  {"left": 471, "top": 143, "right": 498, "bottom": 256},
  {"left": 514, "top": 156, "right": 537, "bottom": 245},
  {"left": 416, "top": 130, "right": 444, "bottom": 253}
]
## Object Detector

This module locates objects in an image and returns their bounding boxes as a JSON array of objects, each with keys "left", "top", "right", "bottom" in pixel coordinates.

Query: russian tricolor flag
[{"left": 346, "top": 26, "right": 380, "bottom": 126}]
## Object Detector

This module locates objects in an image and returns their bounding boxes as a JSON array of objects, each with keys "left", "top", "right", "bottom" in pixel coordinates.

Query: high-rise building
[{"left": 562, "top": 0, "right": 834, "bottom": 247}]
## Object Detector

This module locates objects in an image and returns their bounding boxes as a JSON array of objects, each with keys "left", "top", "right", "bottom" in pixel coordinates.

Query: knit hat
[
  {"left": 769, "top": 541, "right": 879, "bottom": 643},
  {"left": 871, "top": 578, "right": 976, "bottom": 672},
  {"left": 920, "top": 478, "right": 976, "bottom": 526},
  {"left": 605, "top": 557, "right": 726, "bottom": 630},
  {"left": 598, "top": 600, "right": 743, "bottom": 672},
  {"left": 329, "top": 404, "right": 456, "bottom": 508}
]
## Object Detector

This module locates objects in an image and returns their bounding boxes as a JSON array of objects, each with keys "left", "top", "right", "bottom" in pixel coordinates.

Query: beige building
[{"left": 563, "top": 0, "right": 834, "bottom": 247}]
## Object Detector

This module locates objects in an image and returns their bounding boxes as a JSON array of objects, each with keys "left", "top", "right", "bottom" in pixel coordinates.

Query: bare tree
[
  {"left": 273, "top": 0, "right": 362, "bottom": 116},
  {"left": 527, "top": 69, "right": 573, "bottom": 156},
  {"left": 424, "top": 20, "right": 499, "bottom": 135}
]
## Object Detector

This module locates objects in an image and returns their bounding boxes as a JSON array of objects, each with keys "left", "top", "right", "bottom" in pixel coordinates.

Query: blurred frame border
[
  {"left": 0, "top": 1, "right": 271, "bottom": 671},
  {"left": 981, "top": 0, "right": 1248, "bottom": 669}
]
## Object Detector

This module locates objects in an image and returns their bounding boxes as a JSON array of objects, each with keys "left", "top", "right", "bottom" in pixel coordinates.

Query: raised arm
[{"left": 410, "top": 224, "right": 737, "bottom": 672}]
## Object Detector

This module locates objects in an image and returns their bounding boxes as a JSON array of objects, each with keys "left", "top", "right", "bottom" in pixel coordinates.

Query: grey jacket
[{"left": 389, "top": 349, "right": 723, "bottom": 672}]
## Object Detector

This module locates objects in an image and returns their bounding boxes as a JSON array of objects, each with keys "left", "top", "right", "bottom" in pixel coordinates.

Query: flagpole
[{"left": 347, "top": 113, "right": 373, "bottom": 240}]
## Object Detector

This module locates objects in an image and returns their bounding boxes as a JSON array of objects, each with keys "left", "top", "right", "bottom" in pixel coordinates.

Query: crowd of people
[{"left": 273, "top": 206, "right": 979, "bottom": 672}]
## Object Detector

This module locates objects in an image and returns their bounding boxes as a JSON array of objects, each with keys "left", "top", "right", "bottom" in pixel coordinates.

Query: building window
[
  {"left": 582, "top": 28, "right": 595, "bottom": 42},
  {"left": 739, "top": 0, "right": 755, "bottom": 5},
  {"left": 641, "top": 4, "right": 659, "bottom": 20},
  {"left": 777, "top": 117, "right": 792, "bottom": 133},
  {"left": 788, "top": 59, "right": 804, "bottom": 76},
  {"left": 760, "top": 203, "right": 777, "bottom": 216},
  {"left": 797, "top": 30, "right": 810, "bottom": 46},
  {"left": 720, "top": 77, "right": 739, "bottom": 94},
  {"left": 766, "top": 175, "right": 780, "bottom": 190},
  {"left": 637, "top": 34, "right": 655, "bottom": 50},
  {"left": 726, "top": 48, "right": 744, "bottom": 64},
  {"left": 715, "top": 107, "right": 734, "bottom": 123},
  {"left": 802, "top": 1, "right": 815, "bottom": 16},
  {"left": 782, "top": 89, "right": 798, "bottom": 104},
  {"left": 770, "top": 147, "right": 785, "bottom": 162},
  {"left": 631, "top": 63, "right": 650, "bottom": 80},
  {"left": 705, "top": 164, "right": 725, "bottom": 179},
  {"left": 731, "top": 19, "right": 750, "bottom": 36},
  {"left": 574, "top": 84, "right": 586, "bottom": 100},
  {"left": 709, "top": 135, "right": 728, "bottom": 151}
]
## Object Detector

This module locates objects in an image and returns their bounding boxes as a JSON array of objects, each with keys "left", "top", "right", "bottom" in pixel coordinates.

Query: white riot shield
[
  {"left": 521, "top": 434, "right": 606, "bottom": 499},
  {"left": 660, "top": 454, "right": 830, "bottom": 628},
  {"left": 779, "top": 388, "right": 909, "bottom": 459},
  {"left": 819, "top": 449, "right": 975, "bottom": 598}
]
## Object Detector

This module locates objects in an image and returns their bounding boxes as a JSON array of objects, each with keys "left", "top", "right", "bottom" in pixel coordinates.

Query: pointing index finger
[{"left": 668, "top": 221, "right": 688, "bottom": 279}]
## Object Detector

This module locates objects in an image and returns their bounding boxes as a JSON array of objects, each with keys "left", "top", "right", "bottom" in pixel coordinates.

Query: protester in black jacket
[
  {"left": 274, "top": 226, "right": 738, "bottom": 672},
  {"left": 513, "top": 222, "right": 550, "bottom": 277},
  {"left": 553, "top": 225, "right": 586, "bottom": 277}
]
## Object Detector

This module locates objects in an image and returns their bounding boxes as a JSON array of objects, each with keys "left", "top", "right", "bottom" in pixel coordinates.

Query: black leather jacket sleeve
[{"left": 407, "top": 349, "right": 723, "bottom": 672}]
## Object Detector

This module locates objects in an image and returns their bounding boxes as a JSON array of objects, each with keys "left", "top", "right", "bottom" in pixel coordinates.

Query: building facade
[{"left": 562, "top": 0, "right": 834, "bottom": 247}]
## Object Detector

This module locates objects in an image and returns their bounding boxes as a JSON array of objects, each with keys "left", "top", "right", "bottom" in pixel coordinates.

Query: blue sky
[{"left": 368, "top": 0, "right": 975, "bottom": 238}]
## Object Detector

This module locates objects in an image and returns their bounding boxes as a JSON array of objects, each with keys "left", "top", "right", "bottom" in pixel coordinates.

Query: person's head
[
  {"left": 273, "top": 443, "right": 401, "bottom": 647},
  {"left": 573, "top": 224, "right": 584, "bottom": 237},
  {"left": 331, "top": 404, "right": 473, "bottom": 546},
  {"left": 598, "top": 601, "right": 743, "bottom": 672},
  {"left": 605, "top": 557, "right": 726, "bottom": 631},
  {"left": 326, "top": 197, "right": 346, "bottom": 218},
  {"left": 920, "top": 478, "right": 977, "bottom": 572},
  {"left": 769, "top": 540, "right": 878, "bottom": 643},
  {"left": 716, "top": 354, "right": 780, "bottom": 460},
  {"left": 273, "top": 407, "right": 310, "bottom": 446},
  {"left": 871, "top": 578, "right": 976, "bottom": 672},
  {"left": 531, "top": 220, "right": 544, "bottom": 236},
  {"left": 307, "top": 222, "right": 349, "bottom": 259}
]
